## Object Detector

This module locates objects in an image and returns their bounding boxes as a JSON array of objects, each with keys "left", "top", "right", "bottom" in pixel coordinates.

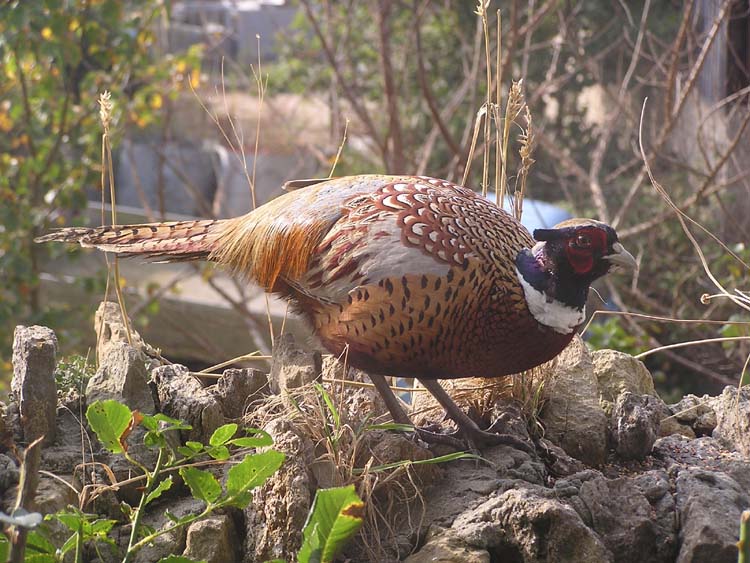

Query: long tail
[{"left": 35, "top": 219, "right": 229, "bottom": 262}]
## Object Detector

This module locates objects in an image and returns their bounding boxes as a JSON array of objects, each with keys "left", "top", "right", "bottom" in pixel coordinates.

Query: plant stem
[
  {"left": 740, "top": 510, "right": 750, "bottom": 563},
  {"left": 122, "top": 448, "right": 165, "bottom": 563}
]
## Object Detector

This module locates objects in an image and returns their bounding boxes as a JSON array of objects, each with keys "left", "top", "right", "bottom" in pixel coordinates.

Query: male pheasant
[{"left": 38, "top": 175, "right": 635, "bottom": 450}]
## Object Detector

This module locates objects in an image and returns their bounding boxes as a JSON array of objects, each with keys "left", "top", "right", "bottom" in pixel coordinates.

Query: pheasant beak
[{"left": 604, "top": 242, "right": 637, "bottom": 271}]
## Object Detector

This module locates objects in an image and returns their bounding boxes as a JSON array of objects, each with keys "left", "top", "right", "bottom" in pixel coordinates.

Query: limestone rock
[
  {"left": 675, "top": 469, "right": 748, "bottom": 563},
  {"left": 183, "top": 514, "right": 241, "bottom": 563},
  {"left": 243, "top": 419, "right": 314, "bottom": 562},
  {"left": 151, "top": 364, "right": 224, "bottom": 444},
  {"left": 212, "top": 368, "right": 268, "bottom": 419},
  {"left": 559, "top": 471, "right": 676, "bottom": 563},
  {"left": 87, "top": 341, "right": 155, "bottom": 414},
  {"left": 592, "top": 349, "right": 656, "bottom": 415},
  {"left": 610, "top": 392, "right": 661, "bottom": 460},
  {"left": 269, "top": 333, "right": 322, "bottom": 394},
  {"left": 12, "top": 325, "right": 58, "bottom": 445},
  {"left": 452, "top": 485, "right": 613, "bottom": 562},
  {"left": 708, "top": 386, "right": 750, "bottom": 457},
  {"left": 132, "top": 497, "right": 204, "bottom": 563},
  {"left": 405, "top": 531, "right": 490, "bottom": 563},
  {"left": 540, "top": 337, "right": 608, "bottom": 466}
]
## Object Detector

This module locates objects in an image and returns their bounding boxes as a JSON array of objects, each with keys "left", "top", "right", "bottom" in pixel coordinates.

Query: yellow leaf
[
  {"left": 41, "top": 27, "right": 53, "bottom": 40},
  {"left": 189, "top": 69, "right": 201, "bottom": 89},
  {"left": 175, "top": 61, "right": 187, "bottom": 74},
  {"left": 0, "top": 112, "right": 12, "bottom": 133},
  {"left": 69, "top": 19, "right": 80, "bottom": 32},
  {"left": 150, "top": 93, "right": 163, "bottom": 110}
]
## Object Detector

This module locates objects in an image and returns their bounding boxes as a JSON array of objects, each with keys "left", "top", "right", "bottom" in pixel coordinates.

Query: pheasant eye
[{"left": 575, "top": 234, "right": 591, "bottom": 248}]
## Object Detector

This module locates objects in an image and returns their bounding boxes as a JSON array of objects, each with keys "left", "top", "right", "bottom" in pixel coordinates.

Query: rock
[
  {"left": 321, "top": 356, "right": 387, "bottom": 421},
  {"left": 93, "top": 301, "right": 147, "bottom": 365},
  {"left": 452, "top": 485, "right": 613, "bottom": 562},
  {"left": 610, "top": 392, "right": 661, "bottom": 460},
  {"left": 87, "top": 342, "right": 155, "bottom": 414},
  {"left": 354, "top": 430, "right": 436, "bottom": 486},
  {"left": 12, "top": 325, "right": 58, "bottom": 445},
  {"left": 592, "top": 349, "right": 656, "bottom": 415},
  {"left": 675, "top": 469, "right": 748, "bottom": 563},
  {"left": 560, "top": 471, "right": 675, "bottom": 563},
  {"left": 708, "top": 386, "right": 750, "bottom": 457},
  {"left": 31, "top": 475, "right": 77, "bottom": 514},
  {"left": 269, "top": 333, "right": 322, "bottom": 394},
  {"left": 669, "top": 394, "right": 716, "bottom": 436},
  {"left": 183, "top": 514, "right": 241, "bottom": 563},
  {"left": 244, "top": 419, "right": 314, "bottom": 562},
  {"left": 657, "top": 401, "right": 696, "bottom": 439},
  {"left": 151, "top": 364, "right": 225, "bottom": 444},
  {"left": 540, "top": 336, "right": 608, "bottom": 466},
  {"left": 538, "top": 438, "right": 587, "bottom": 477},
  {"left": 132, "top": 497, "right": 204, "bottom": 563},
  {"left": 212, "top": 368, "right": 269, "bottom": 419},
  {"left": 0, "top": 455, "right": 18, "bottom": 495},
  {"left": 405, "top": 530, "right": 490, "bottom": 563}
]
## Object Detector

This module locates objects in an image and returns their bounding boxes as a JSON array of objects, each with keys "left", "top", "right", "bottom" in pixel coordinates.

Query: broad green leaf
[
  {"left": 145, "top": 476, "right": 174, "bottom": 506},
  {"left": 208, "top": 445, "right": 230, "bottom": 461},
  {"left": 157, "top": 556, "right": 207, "bottom": 563},
  {"left": 157, "top": 556, "right": 206, "bottom": 563},
  {"left": 0, "top": 534, "right": 9, "bottom": 561},
  {"left": 298, "top": 485, "right": 365, "bottom": 563},
  {"left": 179, "top": 467, "right": 221, "bottom": 504},
  {"left": 230, "top": 429, "right": 273, "bottom": 449},
  {"left": 209, "top": 423, "right": 238, "bottom": 446},
  {"left": 185, "top": 441, "right": 204, "bottom": 452},
  {"left": 86, "top": 400, "right": 132, "bottom": 454},
  {"left": 25, "top": 530, "right": 57, "bottom": 561},
  {"left": 224, "top": 450, "right": 285, "bottom": 508}
]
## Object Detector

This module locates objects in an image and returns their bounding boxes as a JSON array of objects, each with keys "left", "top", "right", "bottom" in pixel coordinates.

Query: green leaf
[
  {"left": 355, "top": 451, "right": 483, "bottom": 474},
  {"left": 207, "top": 445, "right": 230, "bottom": 461},
  {"left": 179, "top": 467, "right": 221, "bottom": 504},
  {"left": 298, "top": 485, "right": 365, "bottom": 563},
  {"left": 224, "top": 450, "right": 285, "bottom": 508},
  {"left": 185, "top": 441, "right": 204, "bottom": 452},
  {"left": 86, "top": 400, "right": 133, "bottom": 454},
  {"left": 0, "top": 534, "right": 9, "bottom": 561},
  {"left": 145, "top": 476, "right": 173, "bottom": 506},
  {"left": 229, "top": 429, "right": 273, "bottom": 449},
  {"left": 157, "top": 556, "right": 207, "bottom": 563},
  {"left": 314, "top": 383, "right": 340, "bottom": 429},
  {"left": 209, "top": 423, "right": 238, "bottom": 446}
]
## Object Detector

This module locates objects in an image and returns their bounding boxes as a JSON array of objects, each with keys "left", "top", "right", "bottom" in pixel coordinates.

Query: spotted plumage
[{"left": 38, "top": 174, "right": 635, "bottom": 448}]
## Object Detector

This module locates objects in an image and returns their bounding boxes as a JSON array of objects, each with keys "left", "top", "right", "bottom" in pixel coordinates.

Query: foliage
[
  {"left": 4, "top": 399, "right": 364, "bottom": 562},
  {"left": 53, "top": 354, "right": 95, "bottom": 395},
  {"left": 0, "top": 0, "right": 201, "bottom": 381},
  {"left": 586, "top": 317, "right": 649, "bottom": 356}
]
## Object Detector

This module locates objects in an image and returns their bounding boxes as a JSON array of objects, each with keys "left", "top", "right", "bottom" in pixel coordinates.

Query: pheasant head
[{"left": 515, "top": 219, "right": 635, "bottom": 334}]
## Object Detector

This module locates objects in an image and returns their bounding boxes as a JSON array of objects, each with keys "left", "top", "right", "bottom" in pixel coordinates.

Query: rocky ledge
[{"left": 2, "top": 301, "right": 749, "bottom": 562}]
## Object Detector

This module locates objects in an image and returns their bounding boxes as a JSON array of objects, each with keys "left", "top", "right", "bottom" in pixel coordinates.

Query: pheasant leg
[
  {"left": 417, "top": 379, "right": 534, "bottom": 453},
  {"left": 369, "top": 374, "right": 532, "bottom": 453}
]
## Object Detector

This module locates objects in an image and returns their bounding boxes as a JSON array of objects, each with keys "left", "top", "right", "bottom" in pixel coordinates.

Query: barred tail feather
[{"left": 35, "top": 219, "right": 227, "bottom": 262}]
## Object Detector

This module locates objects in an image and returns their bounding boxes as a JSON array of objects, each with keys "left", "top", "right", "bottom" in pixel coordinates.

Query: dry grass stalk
[{"left": 514, "top": 105, "right": 535, "bottom": 220}]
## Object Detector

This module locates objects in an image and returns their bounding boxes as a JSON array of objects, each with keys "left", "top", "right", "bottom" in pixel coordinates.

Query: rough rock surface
[
  {"left": 243, "top": 419, "right": 315, "bottom": 563},
  {"left": 211, "top": 367, "right": 268, "bottom": 418},
  {"left": 592, "top": 349, "right": 656, "bottom": 414},
  {"left": 12, "top": 325, "right": 58, "bottom": 445},
  {"left": 451, "top": 485, "right": 613, "bottom": 562},
  {"left": 675, "top": 469, "right": 749, "bottom": 563},
  {"left": 709, "top": 386, "right": 750, "bottom": 456},
  {"left": 151, "top": 363, "right": 225, "bottom": 443},
  {"left": 610, "top": 392, "right": 661, "bottom": 460},
  {"left": 404, "top": 531, "right": 490, "bottom": 563},
  {"left": 540, "top": 336, "right": 608, "bottom": 466},
  {"left": 269, "top": 333, "right": 322, "bottom": 394},
  {"left": 86, "top": 302, "right": 156, "bottom": 413},
  {"left": 182, "top": 514, "right": 241, "bottom": 563}
]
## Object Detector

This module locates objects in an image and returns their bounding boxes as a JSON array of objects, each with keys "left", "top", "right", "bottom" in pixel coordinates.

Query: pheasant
[{"left": 37, "top": 175, "right": 636, "bottom": 450}]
